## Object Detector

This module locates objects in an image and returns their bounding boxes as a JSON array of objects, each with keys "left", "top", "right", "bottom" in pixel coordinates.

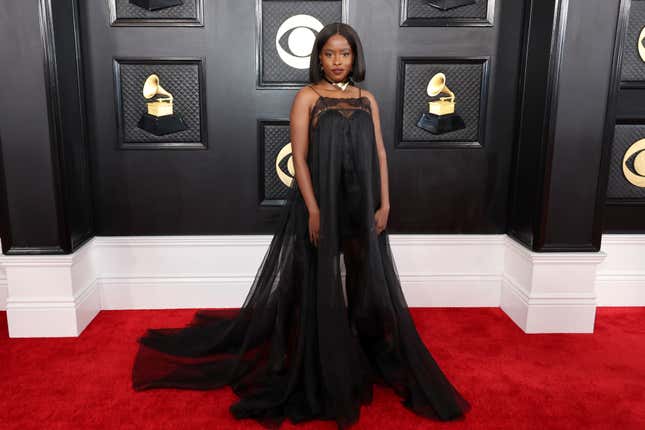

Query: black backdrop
[
  {"left": 1, "top": 0, "right": 640, "bottom": 256},
  {"left": 79, "top": 0, "right": 525, "bottom": 235}
]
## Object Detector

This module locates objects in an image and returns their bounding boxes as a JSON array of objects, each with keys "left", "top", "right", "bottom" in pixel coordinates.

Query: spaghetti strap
[
  {"left": 308, "top": 85, "right": 327, "bottom": 109},
  {"left": 358, "top": 86, "right": 361, "bottom": 98},
  {"left": 308, "top": 85, "right": 322, "bottom": 96}
]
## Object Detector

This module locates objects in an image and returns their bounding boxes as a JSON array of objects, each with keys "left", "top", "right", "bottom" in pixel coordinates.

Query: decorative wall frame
[
  {"left": 108, "top": 0, "right": 204, "bottom": 27},
  {"left": 113, "top": 57, "right": 207, "bottom": 150},
  {"left": 256, "top": 0, "right": 349, "bottom": 88},
  {"left": 620, "top": 0, "right": 645, "bottom": 87},
  {"left": 257, "top": 119, "right": 294, "bottom": 205},
  {"left": 400, "top": 0, "right": 494, "bottom": 27},
  {"left": 606, "top": 123, "right": 645, "bottom": 203},
  {"left": 395, "top": 57, "right": 489, "bottom": 149}
]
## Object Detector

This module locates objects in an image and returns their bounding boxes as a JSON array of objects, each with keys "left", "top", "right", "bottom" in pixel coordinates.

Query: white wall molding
[
  {"left": 1, "top": 233, "right": 642, "bottom": 337},
  {"left": 0, "top": 240, "right": 6, "bottom": 310},
  {"left": 501, "top": 237, "right": 606, "bottom": 333},
  {"left": 0, "top": 277, "right": 7, "bottom": 311},
  {"left": 0, "top": 239, "right": 99, "bottom": 337},
  {"left": 96, "top": 234, "right": 506, "bottom": 309},
  {"left": 596, "top": 234, "right": 645, "bottom": 306}
]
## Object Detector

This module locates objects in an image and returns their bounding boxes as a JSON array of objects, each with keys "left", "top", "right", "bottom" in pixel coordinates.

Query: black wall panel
[
  {"left": 1, "top": 0, "right": 634, "bottom": 251},
  {"left": 79, "top": 0, "right": 526, "bottom": 236},
  {"left": 47, "top": 0, "right": 94, "bottom": 250},
  {"left": 0, "top": 0, "right": 94, "bottom": 254},
  {"left": 604, "top": 0, "right": 645, "bottom": 233},
  {"left": 508, "top": 0, "right": 622, "bottom": 251}
]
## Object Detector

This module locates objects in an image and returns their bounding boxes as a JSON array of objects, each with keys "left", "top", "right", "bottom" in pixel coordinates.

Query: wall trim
[
  {"left": 596, "top": 234, "right": 645, "bottom": 306},
  {"left": 1, "top": 233, "right": 643, "bottom": 335}
]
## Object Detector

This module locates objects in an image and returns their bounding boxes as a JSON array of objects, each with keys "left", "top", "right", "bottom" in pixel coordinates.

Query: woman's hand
[
  {"left": 308, "top": 209, "right": 320, "bottom": 247},
  {"left": 374, "top": 205, "right": 389, "bottom": 235}
]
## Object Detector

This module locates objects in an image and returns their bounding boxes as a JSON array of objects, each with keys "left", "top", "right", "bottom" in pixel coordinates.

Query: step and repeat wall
[
  {"left": 605, "top": 0, "right": 645, "bottom": 233},
  {"left": 80, "top": 0, "right": 524, "bottom": 235}
]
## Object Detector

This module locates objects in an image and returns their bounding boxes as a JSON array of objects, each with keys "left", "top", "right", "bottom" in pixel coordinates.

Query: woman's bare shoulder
[
  {"left": 360, "top": 88, "right": 379, "bottom": 109},
  {"left": 293, "top": 85, "right": 319, "bottom": 112}
]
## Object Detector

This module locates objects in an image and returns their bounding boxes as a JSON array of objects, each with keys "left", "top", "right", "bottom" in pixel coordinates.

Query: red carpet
[{"left": 1, "top": 307, "right": 644, "bottom": 429}]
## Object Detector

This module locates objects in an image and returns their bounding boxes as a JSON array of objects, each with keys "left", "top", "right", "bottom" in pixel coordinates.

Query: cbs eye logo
[
  {"left": 623, "top": 138, "right": 645, "bottom": 188},
  {"left": 275, "top": 142, "right": 295, "bottom": 187},
  {"left": 275, "top": 14, "right": 324, "bottom": 69},
  {"left": 638, "top": 27, "right": 645, "bottom": 62}
]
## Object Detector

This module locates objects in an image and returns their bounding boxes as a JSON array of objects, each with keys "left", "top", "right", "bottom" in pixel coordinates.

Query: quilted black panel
[
  {"left": 117, "top": 61, "right": 203, "bottom": 143},
  {"left": 620, "top": 0, "right": 645, "bottom": 82},
  {"left": 400, "top": 61, "right": 483, "bottom": 142},
  {"left": 607, "top": 124, "right": 645, "bottom": 199},
  {"left": 263, "top": 123, "right": 293, "bottom": 201},
  {"left": 406, "top": 0, "right": 488, "bottom": 19},
  {"left": 262, "top": 0, "right": 342, "bottom": 84},
  {"left": 115, "top": 0, "right": 197, "bottom": 19}
]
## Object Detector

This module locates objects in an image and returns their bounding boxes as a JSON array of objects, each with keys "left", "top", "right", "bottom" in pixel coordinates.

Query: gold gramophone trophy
[
  {"left": 427, "top": 0, "right": 476, "bottom": 11},
  {"left": 137, "top": 74, "right": 187, "bottom": 136},
  {"left": 416, "top": 72, "right": 465, "bottom": 135},
  {"left": 129, "top": 0, "right": 183, "bottom": 12}
]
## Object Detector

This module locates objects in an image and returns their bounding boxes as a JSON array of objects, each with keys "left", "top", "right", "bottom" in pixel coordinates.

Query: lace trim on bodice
[{"left": 309, "top": 94, "right": 372, "bottom": 129}]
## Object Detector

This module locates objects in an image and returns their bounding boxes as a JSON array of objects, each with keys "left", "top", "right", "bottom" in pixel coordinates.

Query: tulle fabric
[{"left": 132, "top": 93, "right": 471, "bottom": 429}]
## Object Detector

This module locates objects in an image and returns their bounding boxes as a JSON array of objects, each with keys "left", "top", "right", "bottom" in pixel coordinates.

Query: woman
[{"left": 132, "top": 22, "right": 470, "bottom": 429}]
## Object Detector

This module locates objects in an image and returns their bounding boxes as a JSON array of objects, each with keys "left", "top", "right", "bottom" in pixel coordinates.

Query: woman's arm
[
  {"left": 365, "top": 91, "right": 390, "bottom": 211},
  {"left": 289, "top": 88, "right": 319, "bottom": 215}
]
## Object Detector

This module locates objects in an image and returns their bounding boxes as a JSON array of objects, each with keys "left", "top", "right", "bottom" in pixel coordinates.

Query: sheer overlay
[{"left": 132, "top": 87, "right": 471, "bottom": 429}]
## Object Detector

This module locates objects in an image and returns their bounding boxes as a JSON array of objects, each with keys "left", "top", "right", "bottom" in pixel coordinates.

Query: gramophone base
[
  {"left": 427, "top": 0, "right": 477, "bottom": 11},
  {"left": 129, "top": 0, "right": 184, "bottom": 12},
  {"left": 138, "top": 113, "right": 187, "bottom": 136},
  {"left": 417, "top": 112, "right": 465, "bottom": 135}
]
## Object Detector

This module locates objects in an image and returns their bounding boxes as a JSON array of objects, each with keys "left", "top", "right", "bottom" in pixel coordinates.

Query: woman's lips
[{"left": 332, "top": 69, "right": 344, "bottom": 74}]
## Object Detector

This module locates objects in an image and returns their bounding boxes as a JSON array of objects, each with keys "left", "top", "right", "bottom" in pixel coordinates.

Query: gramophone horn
[
  {"left": 427, "top": 73, "right": 446, "bottom": 97},
  {"left": 142, "top": 74, "right": 173, "bottom": 102}
]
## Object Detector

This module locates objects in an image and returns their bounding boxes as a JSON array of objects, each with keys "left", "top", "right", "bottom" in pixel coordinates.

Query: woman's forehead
[{"left": 322, "top": 34, "right": 351, "bottom": 50}]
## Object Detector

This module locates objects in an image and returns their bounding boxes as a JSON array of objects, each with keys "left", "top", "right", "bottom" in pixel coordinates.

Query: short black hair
[{"left": 309, "top": 22, "right": 366, "bottom": 83}]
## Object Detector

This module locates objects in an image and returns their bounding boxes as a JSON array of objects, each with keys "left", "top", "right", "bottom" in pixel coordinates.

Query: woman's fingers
[{"left": 309, "top": 228, "right": 319, "bottom": 247}]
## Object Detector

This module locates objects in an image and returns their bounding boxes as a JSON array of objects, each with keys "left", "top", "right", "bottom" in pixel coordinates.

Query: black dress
[{"left": 132, "top": 85, "right": 471, "bottom": 429}]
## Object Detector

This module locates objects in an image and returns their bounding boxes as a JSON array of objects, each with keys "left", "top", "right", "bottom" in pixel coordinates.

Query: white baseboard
[
  {"left": 0, "top": 282, "right": 7, "bottom": 311},
  {"left": 0, "top": 260, "right": 6, "bottom": 310},
  {"left": 1, "top": 241, "right": 100, "bottom": 337},
  {"left": 99, "top": 274, "right": 254, "bottom": 309},
  {"left": 501, "top": 274, "right": 597, "bottom": 333},
  {"left": 596, "top": 235, "right": 645, "bottom": 306},
  {"left": 1, "top": 233, "right": 642, "bottom": 337},
  {"left": 500, "top": 237, "right": 604, "bottom": 333},
  {"left": 6, "top": 279, "right": 100, "bottom": 337},
  {"left": 596, "top": 273, "right": 645, "bottom": 306},
  {"left": 98, "top": 234, "right": 506, "bottom": 309}
]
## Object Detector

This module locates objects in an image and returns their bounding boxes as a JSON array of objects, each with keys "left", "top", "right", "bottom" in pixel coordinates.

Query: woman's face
[{"left": 318, "top": 34, "right": 354, "bottom": 83}]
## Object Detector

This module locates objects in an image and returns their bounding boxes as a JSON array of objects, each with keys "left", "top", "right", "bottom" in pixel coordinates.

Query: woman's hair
[{"left": 309, "top": 22, "right": 366, "bottom": 83}]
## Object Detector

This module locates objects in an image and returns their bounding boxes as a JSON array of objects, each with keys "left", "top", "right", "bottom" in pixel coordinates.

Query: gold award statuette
[
  {"left": 416, "top": 72, "right": 465, "bottom": 135},
  {"left": 137, "top": 74, "right": 188, "bottom": 136}
]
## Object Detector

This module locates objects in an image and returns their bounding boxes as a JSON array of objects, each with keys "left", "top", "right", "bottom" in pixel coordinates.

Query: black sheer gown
[{"left": 132, "top": 85, "right": 471, "bottom": 429}]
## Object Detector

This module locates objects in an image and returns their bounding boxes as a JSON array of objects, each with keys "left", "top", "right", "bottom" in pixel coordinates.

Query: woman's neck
[{"left": 322, "top": 74, "right": 351, "bottom": 91}]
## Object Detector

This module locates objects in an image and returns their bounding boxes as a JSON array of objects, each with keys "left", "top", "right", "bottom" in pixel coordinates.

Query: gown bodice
[{"left": 309, "top": 95, "right": 373, "bottom": 130}]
